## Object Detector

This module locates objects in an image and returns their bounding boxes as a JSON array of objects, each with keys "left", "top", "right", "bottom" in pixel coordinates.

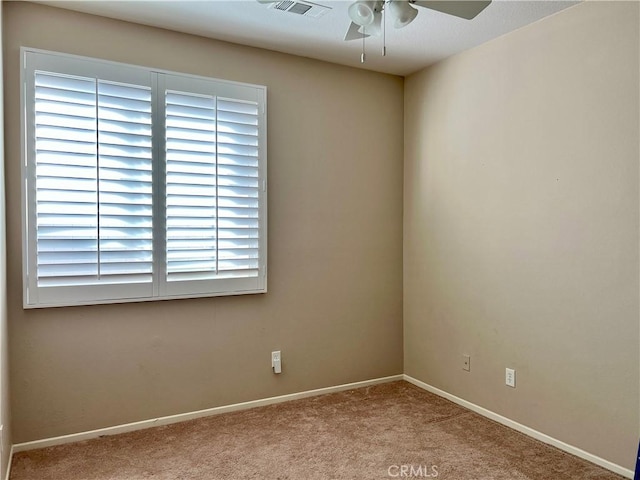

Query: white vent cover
[{"left": 269, "top": 0, "right": 331, "bottom": 18}]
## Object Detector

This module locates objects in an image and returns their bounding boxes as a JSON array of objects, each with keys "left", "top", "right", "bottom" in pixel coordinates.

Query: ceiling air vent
[
  {"left": 275, "top": 1, "right": 294, "bottom": 11},
  {"left": 269, "top": 1, "right": 331, "bottom": 18},
  {"left": 288, "top": 3, "right": 312, "bottom": 15}
]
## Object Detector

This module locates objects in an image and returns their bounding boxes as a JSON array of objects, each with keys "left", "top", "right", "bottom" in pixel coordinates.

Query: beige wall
[
  {"left": 404, "top": 1, "right": 639, "bottom": 470},
  {"left": 4, "top": 2, "right": 404, "bottom": 442},
  {"left": 0, "top": 1, "right": 12, "bottom": 477}
]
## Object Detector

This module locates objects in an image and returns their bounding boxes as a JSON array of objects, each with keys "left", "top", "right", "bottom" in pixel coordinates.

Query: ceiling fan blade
[
  {"left": 344, "top": 21, "right": 371, "bottom": 41},
  {"left": 412, "top": 1, "right": 491, "bottom": 20}
]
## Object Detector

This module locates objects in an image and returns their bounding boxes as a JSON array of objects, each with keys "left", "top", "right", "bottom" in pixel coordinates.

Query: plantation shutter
[
  {"left": 34, "top": 72, "right": 100, "bottom": 286},
  {"left": 165, "top": 91, "right": 218, "bottom": 281},
  {"left": 24, "top": 49, "right": 267, "bottom": 308},
  {"left": 30, "top": 65, "right": 155, "bottom": 306},
  {"left": 159, "top": 73, "right": 265, "bottom": 298},
  {"left": 164, "top": 92, "right": 261, "bottom": 284},
  {"left": 33, "top": 73, "right": 154, "bottom": 284},
  {"left": 216, "top": 98, "right": 261, "bottom": 277},
  {"left": 96, "top": 81, "right": 154, "bottom": 282}
]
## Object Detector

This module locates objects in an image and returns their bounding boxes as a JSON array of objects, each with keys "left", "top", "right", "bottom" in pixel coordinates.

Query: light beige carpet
[{"left": 10, "top": 381, "right": 625, "bottom": 479}]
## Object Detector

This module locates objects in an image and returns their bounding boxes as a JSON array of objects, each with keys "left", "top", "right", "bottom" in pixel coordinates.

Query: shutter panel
[
  {"left": 164, "top": 92, "right": 262, "bottom": 282},
  {"left": 34, "top": 72, "right": 99, "bottom": 286},
  {"left": 216, "top": 98, "right": 260, "bottom": 278},
  {"left": 33, "top": 71, "right": 153, "bottom": 288},
  {"left": 165, "top": 91, "right": 218, "bottom": 281},
  {"left": 97, "top": 80, "right": 153, "bottom": 283}
]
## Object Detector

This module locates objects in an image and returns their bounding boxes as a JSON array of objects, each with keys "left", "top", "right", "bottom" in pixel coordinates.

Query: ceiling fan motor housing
[{"left": 348, "top": 1, "right": 384, "bottom": 27}]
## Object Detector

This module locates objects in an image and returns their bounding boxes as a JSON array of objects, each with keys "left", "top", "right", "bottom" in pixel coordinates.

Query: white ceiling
[{"left": 35, "top": 0, "right": 580, "bottom": 76}]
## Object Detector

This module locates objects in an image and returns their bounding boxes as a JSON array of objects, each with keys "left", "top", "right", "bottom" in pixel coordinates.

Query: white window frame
[{"left": 21, "top": 48, "right": 267, "bottom": 308}]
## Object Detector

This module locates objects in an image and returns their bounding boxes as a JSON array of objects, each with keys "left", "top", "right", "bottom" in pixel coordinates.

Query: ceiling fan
[
  {"left": 257, "top": 0, "right": 491, "bottom": 61},
  {"left": 343, "top": 0, "right": 491, "bottom": 41}
]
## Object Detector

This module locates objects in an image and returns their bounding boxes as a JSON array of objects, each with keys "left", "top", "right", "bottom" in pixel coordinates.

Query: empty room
[{"left": 0, "top": 0, "right": 638, "bottom": 478}]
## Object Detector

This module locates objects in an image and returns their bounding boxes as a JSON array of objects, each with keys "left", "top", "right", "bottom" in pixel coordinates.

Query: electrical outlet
[
  {"left": 463, "top": 354, "right": 471, "bottom": 372},
  {"left": 505, "top": 368, "right": 516, "bottom": 387},
  {"left": 271, "top": 351, "right": 282, "bottom": 374}
]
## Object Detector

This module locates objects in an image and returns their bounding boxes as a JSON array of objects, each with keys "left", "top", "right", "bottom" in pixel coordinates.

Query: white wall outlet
[
  {"left": 463, "top": 354, "right": 471, "bottom": 372},
  {"left": 271, "top": 350, "right": 282, "bottom": 374},
  {"left": 506, "top": 368, "right": 516, "bottom": 387}
]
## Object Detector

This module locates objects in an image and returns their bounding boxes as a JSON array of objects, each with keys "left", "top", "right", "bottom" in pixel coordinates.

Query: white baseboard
[
  {"left": 403, "top": 374, "right": 634, "bottom": 479},
  {"left": 12, "top": 374, "right": 403, "bottom": 454}
]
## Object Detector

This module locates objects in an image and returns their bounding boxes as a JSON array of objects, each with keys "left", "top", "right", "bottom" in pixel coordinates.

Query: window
[{"left": 22, "top": 49, "right": 267, "bottom": 308}]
